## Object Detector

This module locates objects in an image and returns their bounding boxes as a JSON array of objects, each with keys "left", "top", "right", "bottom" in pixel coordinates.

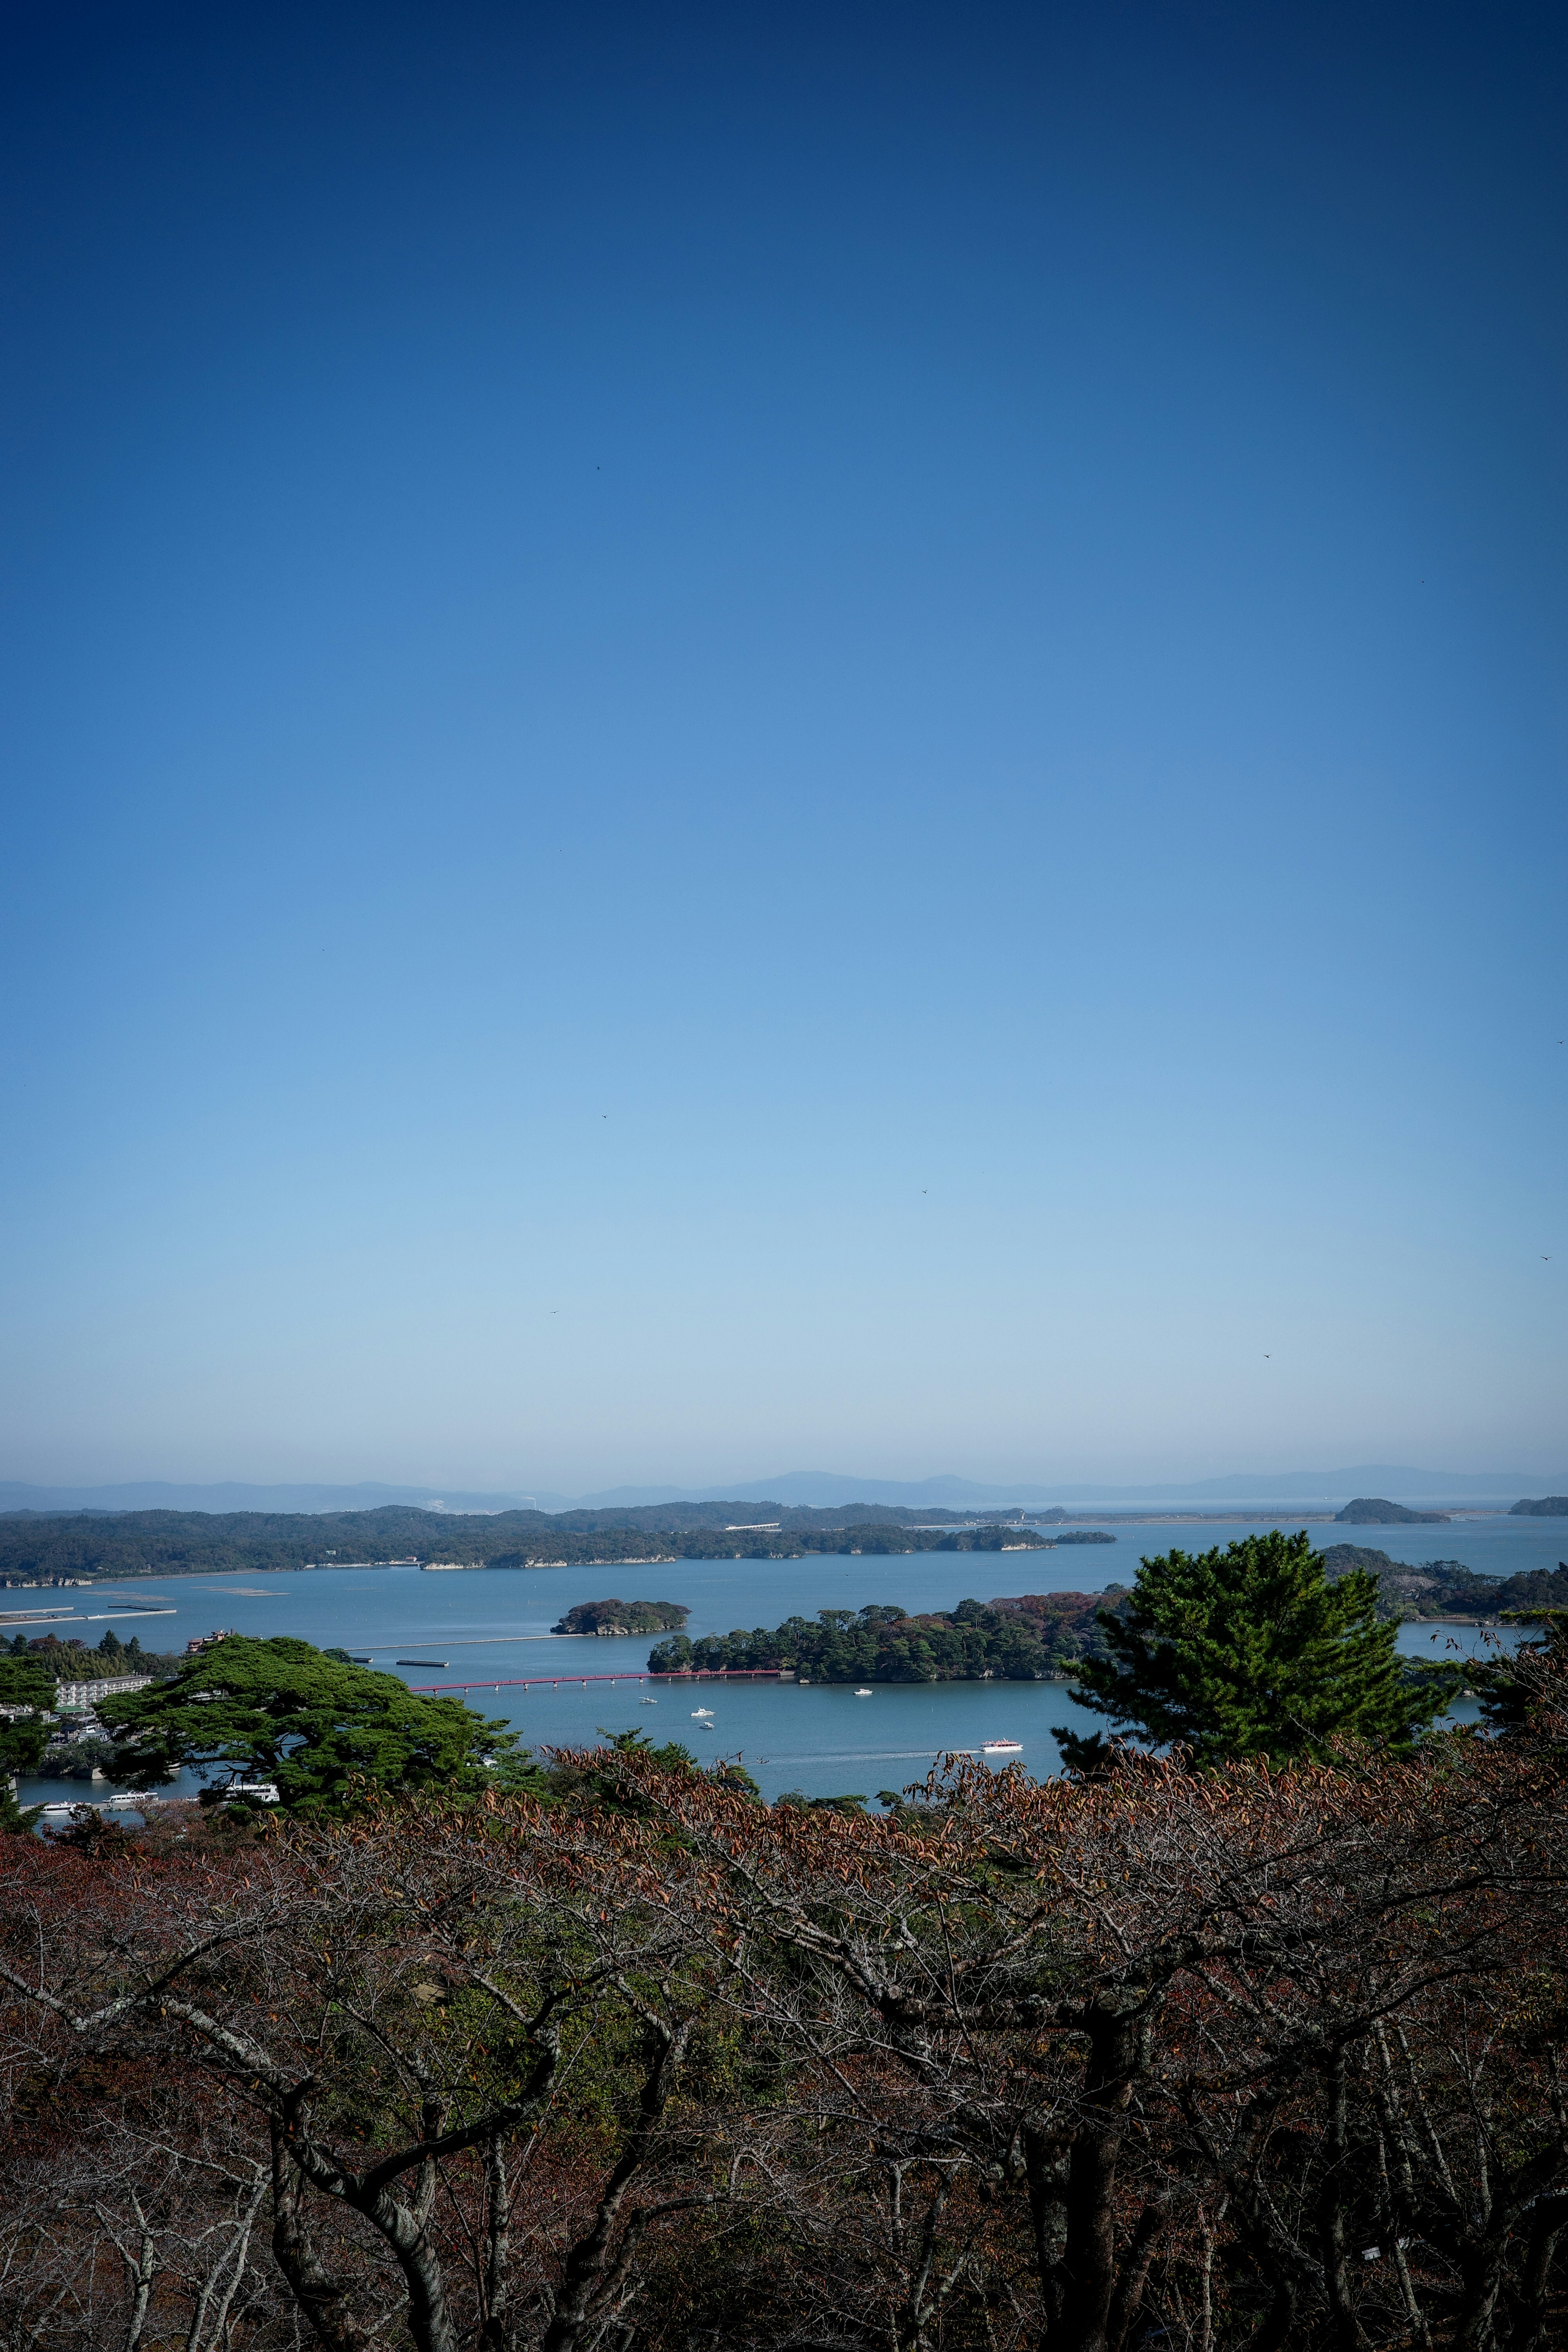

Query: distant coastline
[{"left": 0, "top": 1496, "right": 1542, "bottom": 1585}]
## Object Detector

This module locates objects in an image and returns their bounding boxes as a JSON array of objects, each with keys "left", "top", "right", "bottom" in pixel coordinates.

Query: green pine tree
[
  {"left": 99, "top": 1636, "right": 550, "bottom": 1815},
  {"left": 1056, "top": 1528, "right": 1443, "bottom": 1771},
  {"left": 0, "top": 1655, "right": 58, "bottom": 1833}
]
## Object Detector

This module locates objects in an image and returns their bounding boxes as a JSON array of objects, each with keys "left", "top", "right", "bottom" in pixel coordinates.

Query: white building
[{"left": 54, "top": 1675, "right": 154, "bottom": 1708}]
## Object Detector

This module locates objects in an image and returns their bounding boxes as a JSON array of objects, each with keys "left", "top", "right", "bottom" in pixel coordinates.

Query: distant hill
[
  {"left": 578, "top": 1465, "right": 1566, "bottom": 1508},
  {"left": 0, "top": 1478, "right": 572, "bottom": 1515},
  {"left": 8, "top": 1464, "right": 1562, "bottom": 1518},
  {"left": 1488, "top": 1564, "right": 1568, "bottom": 1608},
  {"left": 1334, "top": 1497, "right": 1450, "bottom": 1525},
  {"left": 1510, "top": 1497, "right": 1568, "bottom": 1517},
  {"left": 1318, "top": 1544, "right": 1568, "bottom": 1621},
  {"left": 1319, "top": 1545, "right": 1492, "bottom": 1617}
]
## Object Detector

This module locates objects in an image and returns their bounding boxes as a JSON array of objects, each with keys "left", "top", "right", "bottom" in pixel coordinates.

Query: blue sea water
[{"left": 19, "top": 1513, "right": 1557, "bottom": 1812}]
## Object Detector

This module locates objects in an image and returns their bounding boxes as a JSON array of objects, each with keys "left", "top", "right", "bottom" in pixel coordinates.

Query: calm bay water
[{"left": 21, "top": 1513, "right": 1557, "bottom": 1810}]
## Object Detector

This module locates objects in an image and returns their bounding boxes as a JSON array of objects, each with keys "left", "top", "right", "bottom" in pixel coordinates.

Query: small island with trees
[
  {"left": 1333, "top": 1495, "right": 1451, "bottom": 1523},
  {"left": 551, "top": 1598, "right": 690, "bottom": 1636}
]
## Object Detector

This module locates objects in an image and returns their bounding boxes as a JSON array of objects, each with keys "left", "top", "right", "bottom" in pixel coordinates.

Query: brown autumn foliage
[{"left": 1, "top": 1653, "right": 1566, "bottom": 2352}]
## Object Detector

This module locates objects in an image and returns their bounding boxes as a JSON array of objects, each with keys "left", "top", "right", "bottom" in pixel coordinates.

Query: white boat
[
  {"left": 854, "top": 1687, "right": 873, "bottom": 1697},
  {"left": 639, "top": 1697, "right": 657, "bottom": 1706},
  {"left": 40, "top": 1793, "right": 145, "bottom": 1815},
  {"left": 982, "top": 1739, "right": 1023, "bottom": 1756},
  {"left": 690, "top": 1706, "right": 714, "bottom": 1718},
  {"left": 695, "top": 1721, "right": 715, "bottom": 1732}
]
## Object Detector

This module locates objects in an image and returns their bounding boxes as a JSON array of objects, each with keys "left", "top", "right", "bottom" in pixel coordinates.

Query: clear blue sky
[{"left": 2, "top": 1, "right": 1564, "bottom": 1494}]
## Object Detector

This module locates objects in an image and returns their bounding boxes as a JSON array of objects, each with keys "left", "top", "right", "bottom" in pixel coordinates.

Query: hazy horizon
[
  {"left": 3, "top": 1460, "right": 1566, "bottom": 1522},
  {"left": 3, "top": 3, "right": 1563, "bottom": 1481}
]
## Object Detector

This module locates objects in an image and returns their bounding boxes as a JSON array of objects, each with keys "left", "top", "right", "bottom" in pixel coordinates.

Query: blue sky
[{"left": 2, "top": 1, "right": 1564, "bottom": 1493}]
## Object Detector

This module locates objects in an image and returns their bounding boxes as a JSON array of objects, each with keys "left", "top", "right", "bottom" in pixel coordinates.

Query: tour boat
[
  {"left": 854, "top": 1687, "right": 873, "bottom": 1697},
  {"left": 982, "top": 1739, "right": 1023, "bottom": 1756}
]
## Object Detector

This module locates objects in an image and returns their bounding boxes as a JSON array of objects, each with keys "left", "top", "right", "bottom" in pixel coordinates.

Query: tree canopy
[
  {"left": 0, "top": 1499, "right": 1038, "bottom": 1582},
  {"left": 4, "top": 1668, "right": 1568, "bottom": 2352},
  {"left": 98, "top": 1635, "right": 544, "bottom": 1813},
  {"left": 0, "top": 1655, "right": 57, "bottom": 1830},
  {"left": 647, "top": 1591, "right": 1124, "bottom": 1682},
  {"left": 1059, "top": 1526, "right": 1446, "bottom": 1768}
]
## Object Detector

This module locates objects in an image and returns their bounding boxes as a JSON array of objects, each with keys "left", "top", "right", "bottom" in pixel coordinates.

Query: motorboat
[
  {"left": 854, "top": 1687, "right": 873, "bottom": 1697},
  {"left": 639, "top": 1696, "right": 657, "bottom": 1705},
  {"left": 690, "top": 1706, "right": 714, "bottom": 1718},
  {"left": 41, "top": 1792, "right": 143, "bottom": 1814},
  {"left": 982, "top": 1739, "right": 1023, "bottom": 1756}
]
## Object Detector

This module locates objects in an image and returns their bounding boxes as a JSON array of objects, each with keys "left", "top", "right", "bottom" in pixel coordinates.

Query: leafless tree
[{"left": 3, "top": 1674, "right": 1567, "bottom": 2352}]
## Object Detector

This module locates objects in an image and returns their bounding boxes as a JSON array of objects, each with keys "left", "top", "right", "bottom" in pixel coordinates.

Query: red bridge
[{"left": 410, "top": 1668, "right": 786, "bottom": 1695}]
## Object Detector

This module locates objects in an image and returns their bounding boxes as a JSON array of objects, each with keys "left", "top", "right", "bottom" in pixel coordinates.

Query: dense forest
[
  {"left": 552, "top": 1599, "right": 690, "bottom": 1635},
  {"left": 0, "top": 1508, "right": 1049, "bottom": 1580},
  {"left": 1333, "top": 1496, "right": 1451, "bottom": 1523},
  {"left": 1319, "top": 1543, "right": 1568, "bottom": 1619},
  {"left": 646, "top": 1590, "right": 1126, "bottom": 1682}
]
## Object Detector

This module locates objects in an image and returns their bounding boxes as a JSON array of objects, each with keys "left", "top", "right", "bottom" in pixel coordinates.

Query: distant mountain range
[
  {"left": 0, "top": 1479, "right": 575, "bottom": 1516},
  {"left": 573, "top": 1466, "right": 1559, "bottom": 1510},
  {"left": 2, "top": 1463, "right": 1563, "bottom": 1519}
]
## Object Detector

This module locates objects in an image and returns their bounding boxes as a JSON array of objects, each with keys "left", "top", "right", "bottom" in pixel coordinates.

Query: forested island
[
  {"left": 647, "top": 1590, "right": 1127, "bottom": 1682},
  {"left": 551, "top": 1598, "right": 690, "bottom": 1635},
  {"left": 1333, "top": 1496, "right": 1450, "bottom": 1524},
  {"left": 1511, "top": 1494, "right": 1568, "bottom": 1516}
]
